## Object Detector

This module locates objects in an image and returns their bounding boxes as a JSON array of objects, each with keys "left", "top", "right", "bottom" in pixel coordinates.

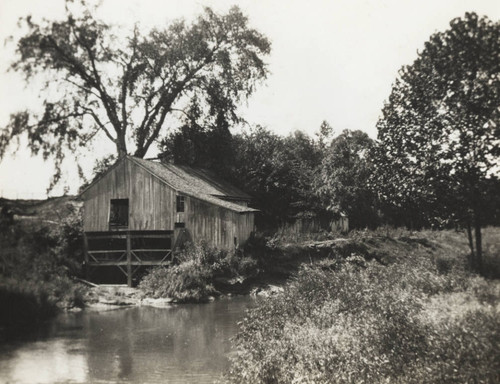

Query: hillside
[{"left": 0, "top": 196, "right": 81, "bottom": 224}]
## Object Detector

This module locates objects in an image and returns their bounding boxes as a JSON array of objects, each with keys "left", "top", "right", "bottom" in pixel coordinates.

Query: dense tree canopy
[
  {"left": 0, "top": 1, "right": 270, "bottom": 179},
  {"left": 316, "top": 130, "right": 377, "bottom": 228},
  {"left": 164, "top": 120, "right": 379, "bottom": 229},
  {"left": 230, "top": 127, "right": 323, "bottom": 227},
  {"left": 372, "top": 12, "right": 500, "bottom": 266},
  {"left": 159, "top": 109, "right": 234, "bottom": 179}
]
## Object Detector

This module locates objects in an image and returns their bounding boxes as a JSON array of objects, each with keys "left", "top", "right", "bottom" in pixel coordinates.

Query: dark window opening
[
  {"left": 175, "top": 222, "right": 185, "bottom": 228},
  {"left": 110, "top": 199, "right": 129, "bottom": 229},
  {"left": 176, "top": 195, "right": 185, "bottom": 212}
]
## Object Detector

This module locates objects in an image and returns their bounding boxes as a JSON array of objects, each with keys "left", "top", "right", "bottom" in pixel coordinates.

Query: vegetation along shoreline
[{"left": 0, "top": 3, "right": 499, "bottom": 382}]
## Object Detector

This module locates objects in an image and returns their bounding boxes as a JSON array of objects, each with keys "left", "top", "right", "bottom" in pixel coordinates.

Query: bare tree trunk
[
  {"left": 466, "top": 220, "right": 475, "bottom": 263},
  {"left": 474, "top": 215, "right": 483, "bottom": 270},
  {"left": 116, "top": 133, "right": 128, "bottom": 158},
  {"left": 134, "top": 147, "right": 147, "bottom": 158}
]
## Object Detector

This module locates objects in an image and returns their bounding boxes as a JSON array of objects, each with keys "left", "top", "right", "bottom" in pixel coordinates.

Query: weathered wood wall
[
  {"left": 186, "top": 197, "right": 254, "bottom": 249},
  {"left": 331, "top": 216, "right": 349, "bottom": 233},
  {"left": 82, "top": 159, "right": 176, "bottom": 231},
  {"left": 82, "top": 158, "right": 254, "bottom": 248},
  {"left": 282, "top": 216, "right": 349, "bottom": 234}
]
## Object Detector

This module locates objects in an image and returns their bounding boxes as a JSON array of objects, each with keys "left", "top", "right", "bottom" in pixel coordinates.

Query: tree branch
[{"left": 80, "top": 106, "right": 117, "bottom": 143}]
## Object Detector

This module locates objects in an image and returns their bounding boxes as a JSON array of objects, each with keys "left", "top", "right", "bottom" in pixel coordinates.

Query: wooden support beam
[
  {"left": 88, "top": 250, "right": 127, "bottom": 254},
  {"left": 117, "top": 265, "right": 128, "bottom": 277},
  {"left": 126, "top": 231, "right": 132, "bottom": 287},
  {"left": 83, "top": 233, "right": 90, "bottom": 281},
  {"left": 87, "top": 260, "right": 171, "bottom": 266},
  {"left": 83, "top": 230, "right": 174, "bottom": 285}
]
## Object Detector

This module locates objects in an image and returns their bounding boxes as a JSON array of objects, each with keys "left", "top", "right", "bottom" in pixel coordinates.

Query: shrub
[
  {"left": 0, "top": 205, "right": 85, "bottom": 336},
  {"left": 138, "top": 263, "right": 216, "bottom": 303},
  {"left": 138, "top": 242, "right": 259, "bottom": 302},
  {"left": 0, "top": 274, "right": 87, "bottom": 337},
  {"left": 225, "top": 239, "right": 500, "bottom": 384}
]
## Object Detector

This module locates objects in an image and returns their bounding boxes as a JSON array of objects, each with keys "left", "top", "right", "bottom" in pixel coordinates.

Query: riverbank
[
  {"left": 2, "top": 195, "right": 499, "bottom": 348},
  {"left": 225, "top": 228, "right": 500, "bottom": 383},
  {"left": 78, "top": 276, "right": 285, "bottom": 311},
  {"left": 83, "top": 227, "right": 500, "bottom": 308},
  {"left": 0, "top": 197, "right": 86, "bottom": 340}
]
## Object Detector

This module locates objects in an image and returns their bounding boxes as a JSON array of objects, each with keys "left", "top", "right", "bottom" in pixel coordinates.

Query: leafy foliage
[
  {"left": 316, "top": 129, "right": 377, "bottom": 228},
  {"left": 138, "top": 242, "right": 258, "bottom": 302},
  {"left": 229, "top": 126, "right": 323, "bottom": 227},
  {"left": 0, "top": 204, "right": 86, "bottom": 334},
  {"left": 1, "top": 1, "right": 270, "bottom": 185},
  {"left": 226, "top": 231, "right": 500, "bottom": 383},
  {"left": 162, "top": 123, "right": 379, "bottom": 230},
  {"left": 371, "top": 13, "right": 500, "bottom": 265},
  {"left": 159, "top": 110, "right": 234, "bottom": 179}
]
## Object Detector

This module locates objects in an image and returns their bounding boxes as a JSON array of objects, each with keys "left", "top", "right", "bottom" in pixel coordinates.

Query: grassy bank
[
  {"left": 0, "top": 199, "right": 86, "bottom": 338},
  {"left": 224, "top": 228, "right": 500, "bottom": 383}
]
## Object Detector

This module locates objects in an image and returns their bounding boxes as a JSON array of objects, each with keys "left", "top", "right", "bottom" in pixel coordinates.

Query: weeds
[
  {"left": 225, "top": 229, "right": 500, "bottom": 384},
  {"left": 138, "top": 242, "right": 259, "bottom": 302}
]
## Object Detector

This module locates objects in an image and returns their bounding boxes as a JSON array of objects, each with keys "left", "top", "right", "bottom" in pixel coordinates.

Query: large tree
[
  {"left": 372, "top": 13, "right": 500, "bottom": 268},
  {"left": 0, "top": 1, "right": 270, "bottom": 176},
  {"left": 159, "top": 109, "right": 234, "bottom": 179},
  {"left": 315, "top": 129, "right": 377, "bottom": 229},
  {"left": 230, "top": 127, "right": 322, "bottom": 227}
]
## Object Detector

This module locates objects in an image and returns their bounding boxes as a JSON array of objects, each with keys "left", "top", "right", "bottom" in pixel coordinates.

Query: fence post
[{"left": 126, "top": 231, "right": 132, "bottom": 287}]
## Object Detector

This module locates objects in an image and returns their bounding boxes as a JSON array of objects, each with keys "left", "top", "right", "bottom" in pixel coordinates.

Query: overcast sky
[{"left": 0, "top": 0, "right": 499, "bottom": 199}]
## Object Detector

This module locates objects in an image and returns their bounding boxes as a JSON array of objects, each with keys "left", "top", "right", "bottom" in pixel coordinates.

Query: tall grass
[{"left": 225, "top": 230, "right": 500, "bottom": 383}]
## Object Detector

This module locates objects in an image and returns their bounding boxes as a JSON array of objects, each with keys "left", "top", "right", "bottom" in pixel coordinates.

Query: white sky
[{"left": 0, "top": 0, "right": 499, "bottom": 199}]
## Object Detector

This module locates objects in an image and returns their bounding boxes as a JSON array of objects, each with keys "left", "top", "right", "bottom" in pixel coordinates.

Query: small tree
[
  {"left": 372, "top": 13, "right": 500, "bottom": 268},
  {"left": 0, "top": 1, "right": 270, "bottom": 183}
]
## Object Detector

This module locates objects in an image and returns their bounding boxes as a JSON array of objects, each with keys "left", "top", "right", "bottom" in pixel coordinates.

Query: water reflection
[{"left": 0, "top": 296, "right": 255, "bottom": 384}]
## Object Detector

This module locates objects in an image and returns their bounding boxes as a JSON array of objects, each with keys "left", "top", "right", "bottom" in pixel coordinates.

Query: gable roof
[
  {"left": 173, "top": 164, "right": 252, "bottom": 201},
  {"left": 81, "top": 156, "right": 257, "bottom": 213},
  {"left": 132, "top": 157, "right": 250, "bottom": 200}
]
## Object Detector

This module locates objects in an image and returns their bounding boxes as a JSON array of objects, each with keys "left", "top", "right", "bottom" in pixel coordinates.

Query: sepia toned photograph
[{"left": 0, "top": 0, "right": 499, "bottom": 383}]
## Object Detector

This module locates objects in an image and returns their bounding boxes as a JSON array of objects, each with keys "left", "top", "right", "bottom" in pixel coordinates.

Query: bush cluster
[
  {"left": 226, "top": 234, "right": 500, "bottom": 384},
  {"left": 0, "top": 206, "right": 86, "bottom": 335},
  {"left": 138, "top": 242, "right": 258, "bottom": 302}
]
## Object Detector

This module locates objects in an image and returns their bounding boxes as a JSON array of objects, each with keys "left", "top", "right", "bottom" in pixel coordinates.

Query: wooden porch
[{"left": 83, "top": 230, "right": 174, "bottom": 287}]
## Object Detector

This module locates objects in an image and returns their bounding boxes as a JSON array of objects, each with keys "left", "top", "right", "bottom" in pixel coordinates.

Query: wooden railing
[{"left": 83, "top": 230, "right": 174, "bottom": 286}]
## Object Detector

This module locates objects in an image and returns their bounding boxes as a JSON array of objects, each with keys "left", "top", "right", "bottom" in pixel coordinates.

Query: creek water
[{"left": 0, "top": 296, "right": 256, "bottom": 384}]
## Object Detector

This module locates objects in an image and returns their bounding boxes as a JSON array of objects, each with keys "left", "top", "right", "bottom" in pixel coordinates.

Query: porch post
[{"left": 126, "top": 231, "right": 132, "bottom": 287}]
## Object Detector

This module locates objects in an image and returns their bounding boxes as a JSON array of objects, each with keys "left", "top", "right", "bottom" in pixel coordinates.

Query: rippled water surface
[{"left": 0, "top": 296, "right": 255, "bottom": 384}]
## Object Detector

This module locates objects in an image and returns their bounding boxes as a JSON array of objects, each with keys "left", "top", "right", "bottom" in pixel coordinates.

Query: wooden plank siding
[
  {"left": 82, "top": 159, "right": 176, "bottom": 232},
  {"left": 185, "top": 197, "right": 254, "bottom": 249},
  {"left": 82, "top": 157, "right": 254, "bottom": 249},
  {"left": 281, "top": 216, "right": 349, "bottom": 234}
]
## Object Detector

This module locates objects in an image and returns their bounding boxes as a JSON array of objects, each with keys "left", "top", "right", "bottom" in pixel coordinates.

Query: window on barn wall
[
  {"left": 176, "top": 195, "right": 185, "bottom": 212},
  {"left": 109, "top": 199, "right": 129, "bottom": 229}
]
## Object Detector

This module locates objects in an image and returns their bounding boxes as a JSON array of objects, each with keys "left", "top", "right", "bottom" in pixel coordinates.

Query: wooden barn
[{"left": 80, "top": 156, "right": 257, "bottom": 286}]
